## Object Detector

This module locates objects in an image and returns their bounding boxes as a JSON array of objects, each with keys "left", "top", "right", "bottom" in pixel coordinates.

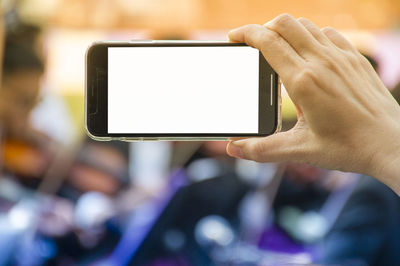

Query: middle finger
[{"left": 264, "top": 14, "right": 321, "bottom": 58}]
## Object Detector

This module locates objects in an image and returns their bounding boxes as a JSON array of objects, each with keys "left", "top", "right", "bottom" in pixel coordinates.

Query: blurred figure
[
  {"left": 0, "top": 36, "right": 55, "bottom": 182},
  {"left": 0, "top": 10, "right": 4, "bottom": 83},
  {"left": 319, "top": 176, "right": 400, "bottom": 266},
  {"left": 3, "top": 9, "right": 42, "bottom": 56},
  {"left": 0, "top": 40, "right": 44, "bottom": 137},
  {"left": 63, "top": 139, "right": 129, "bottom": 200},
  {"left": 41, "top": 139, "right": 131, "bottom": 264}
]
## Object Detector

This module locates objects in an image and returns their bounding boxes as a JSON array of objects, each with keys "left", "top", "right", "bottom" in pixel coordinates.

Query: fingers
[
  {"left": 321, "top": 27, "right": 356, "bottom": 52},
  {"left": 297, "top": 17, "right": 330, "bottom": 46},
  {"left": 264, "top": 14, "right": 321, "bottom": 57},
  {"left": 226, "top": 128, "right": 309, "bottom": 163},
  {"left": 229, "top": 24, "right": 303, "bottom": 81}
]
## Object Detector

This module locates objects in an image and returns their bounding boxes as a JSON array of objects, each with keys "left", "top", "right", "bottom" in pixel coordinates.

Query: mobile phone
[{"left": 85, "top": 41, "right": 281, "bottom": 141}]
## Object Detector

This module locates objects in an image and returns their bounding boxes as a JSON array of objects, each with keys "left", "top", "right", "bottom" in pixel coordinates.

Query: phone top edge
[
  {"left": 152, "top": 40, "right": 237, "bottom": 44},
  {"left": 88, "top": 40, "right": 246, "bottom": 46},
  {"left": 123, "top": 137, "right": 230, "bottom": 142}
]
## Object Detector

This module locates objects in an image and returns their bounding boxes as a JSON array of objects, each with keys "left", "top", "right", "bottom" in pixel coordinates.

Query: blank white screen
[{"left": 108, "top": 46, "right": 259, "bottom": 133}]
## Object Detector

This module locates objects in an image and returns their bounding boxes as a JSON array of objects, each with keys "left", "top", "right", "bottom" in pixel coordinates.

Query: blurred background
[{"left": 0, "top": 0, "right": 400, "bottom": 265}]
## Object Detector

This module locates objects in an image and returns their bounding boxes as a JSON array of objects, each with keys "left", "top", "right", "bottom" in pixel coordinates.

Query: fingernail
[
  {"left": 232, "top": 139, "right": 248, "bottom": 144},
  {"left": 228, "top": 143, "right": 243, "bottom": 159}
]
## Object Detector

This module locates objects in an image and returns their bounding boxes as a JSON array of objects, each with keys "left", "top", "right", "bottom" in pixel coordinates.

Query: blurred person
[
  {"left": 0, "top": 38, "right": 55, "bottom": 182},
  {"left": 3, "top": 8, "right": 42, "bottom": 56},
  {"left": 4, "top": 10, "right": 76, "bottom": 144},
  {"left": 0, "top": 12, "right": 42, "bottom": 135},
  {"left": 40, "top": 139, "right": 131, "bottom": 264},
  {"left": 0, "top": 9, "right": 3, "bottom": 83},
  {"left": 0, "top": 40, "right": 43, "bottom": 136},
  {"left": 226, "top": 14, "right": 400, "bottom": 196},
  {"left": 62, "top": 139, "right": 129, "bottom": 200},
  {"left": 319, "top": 175, "right": 400, "bottom": 266}
]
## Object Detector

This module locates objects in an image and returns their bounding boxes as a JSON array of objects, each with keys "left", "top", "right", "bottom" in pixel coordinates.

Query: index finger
[{"left": 228, "top": 24, "right": 304, "bottom": 82}]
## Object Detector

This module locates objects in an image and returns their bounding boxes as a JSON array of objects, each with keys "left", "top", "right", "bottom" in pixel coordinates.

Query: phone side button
[{"left": 270, "top": 74, "right": 274, "bottom": 106}]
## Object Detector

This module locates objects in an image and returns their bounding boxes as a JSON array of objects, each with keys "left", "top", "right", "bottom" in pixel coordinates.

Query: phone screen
[{"left": 107, "top": 46, "right": 260, "bottom": 134}]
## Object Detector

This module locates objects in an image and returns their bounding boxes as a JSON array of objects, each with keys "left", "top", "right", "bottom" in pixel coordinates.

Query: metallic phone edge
[{"left": 84, "top": 41, "right": 282, "bottom": 142}]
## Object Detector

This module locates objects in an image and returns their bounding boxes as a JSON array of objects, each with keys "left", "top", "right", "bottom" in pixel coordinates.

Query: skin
[{"left": 225, "top": 14, "right": 400, "bottom": 195}]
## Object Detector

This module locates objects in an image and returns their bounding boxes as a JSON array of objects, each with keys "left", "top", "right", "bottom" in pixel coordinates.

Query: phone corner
[{"left": 84, "top": 124, "right": 110, "bottom": 142}]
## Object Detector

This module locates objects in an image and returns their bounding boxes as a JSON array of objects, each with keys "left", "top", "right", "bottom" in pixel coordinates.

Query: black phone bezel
[{"left": 86, "top": 42, "right": 279, "bottom": 138}]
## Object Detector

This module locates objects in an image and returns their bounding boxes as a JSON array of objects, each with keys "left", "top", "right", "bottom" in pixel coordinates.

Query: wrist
[
  {"left": 377, "top": 155, "right": 400, "bottom": 196},
  {"left": 370, "top": 127, "right": 400, "bottom": 195}
]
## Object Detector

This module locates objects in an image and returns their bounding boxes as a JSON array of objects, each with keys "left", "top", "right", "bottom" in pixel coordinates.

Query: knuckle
[
  {"left": 259, "top": 30, "right": 280, "bottom": 47},
  {"left": 318, "top": 49, "right": 341, "bottom": 70},
  {"left": 243, "top": 24, "right": 259, "bottom": 37},
  {"left": 267, "top": 30, "right": 281, "bottom": 42},
  {"left": 290, "top": 67, "right": 317, "bottom": 99},
  {"left": 246, "top": 23, "right": 260, "bottom": 32},
  {"left": 298, "top": 17, "right": 310, "bottom": 26},
  {"left": 271, "top": 13, "right": 293, "bottom": 29},
  {"left": 245, "top": 24, "right": 266, "bottom": 45},
  {"left": 244, "top": 24, "right": 260, "bottom": 47},
  {"left": 245, "top": 25, "right": 281, "bottom": 51},
  {"left": 345, "top": 52, "right": 361, "bottom": 66},
  {"left": 321, "top": 26, "right": 335, "bottom": 35},
  {"left": 295, "top": 67, "right": 317, "bottom": 89}
]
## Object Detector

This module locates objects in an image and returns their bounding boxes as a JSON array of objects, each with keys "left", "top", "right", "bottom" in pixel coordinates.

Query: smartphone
[{"left": 85, "top": 41, "right": 281, "bottom": 141}]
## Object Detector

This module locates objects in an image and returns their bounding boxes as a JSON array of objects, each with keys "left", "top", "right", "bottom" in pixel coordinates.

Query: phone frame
[{"left": 85, "top": 41, "right": 281, "bottom": 141}]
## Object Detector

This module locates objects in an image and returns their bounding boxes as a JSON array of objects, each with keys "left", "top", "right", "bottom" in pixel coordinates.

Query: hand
[{"left": 226, "top": 14, "right": 400, "bottom": 194}]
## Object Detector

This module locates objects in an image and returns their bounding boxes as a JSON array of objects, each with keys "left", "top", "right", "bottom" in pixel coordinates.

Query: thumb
[{"left": 226, "top": 129, "right": 307, "bottom": 163}]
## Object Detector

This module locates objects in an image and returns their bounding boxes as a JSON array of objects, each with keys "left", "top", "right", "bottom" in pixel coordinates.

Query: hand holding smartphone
[{"left": 85, "top": 41, "right": 281, "bottom": 141}]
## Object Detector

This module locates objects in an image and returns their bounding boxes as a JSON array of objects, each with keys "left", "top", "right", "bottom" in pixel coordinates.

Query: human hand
[{"left": 226, "top": 14, "right": 400, "bottom": 193}]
